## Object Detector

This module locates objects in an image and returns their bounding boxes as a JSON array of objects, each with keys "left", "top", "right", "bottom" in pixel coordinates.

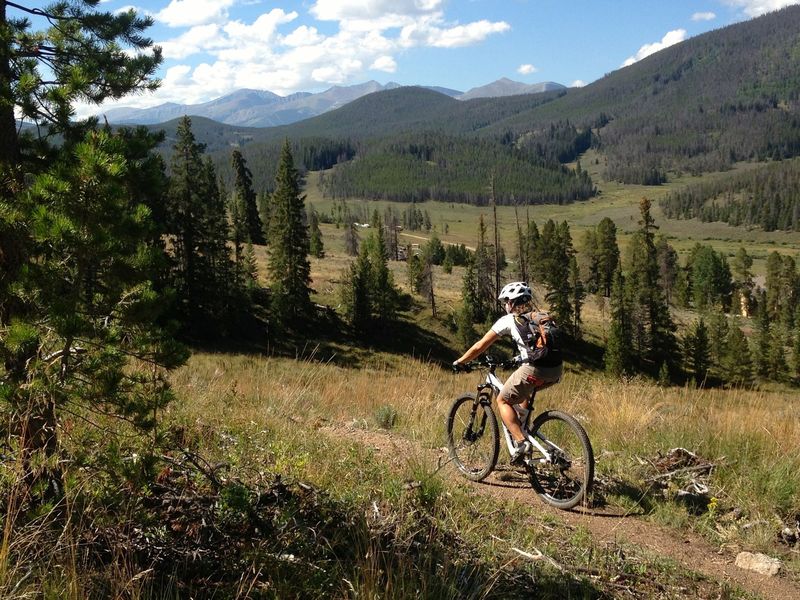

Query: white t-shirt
[{"left": 491, "top": 313, "right": 536, "bottom": 360}]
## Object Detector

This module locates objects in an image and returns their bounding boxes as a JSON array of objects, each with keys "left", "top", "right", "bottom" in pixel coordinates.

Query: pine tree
[
  {"left": 339, "top": 226, "right": 399, "bottom": 329},
  {"left": 626, "top": 198, "right": 677, "bottom": 374},
  {"left": 581, "top": 228, "right": 599, "bottom": 294},
  {"left": 407, "top": 252, "right": 424, "bottom": 293},
  {"left": 461, "top": 256, "right": 481, "bottom": 323},
  {"left": 0, "top": 1, "right": 161, "bottom": 173},
  {"left": 228, "top": 175, "right": 247, "bottom": 280},
  {"left": 419, "top": 260, "right": 436, "bottom": 316},
  {"left": 384, "top": 207, "right": 400, "bottom": 260},
  {"left": 767, "top": 324, "right": 789, "bottom": 382},
  {"left": 514, "top": 205, "right": 528, "bottom": 282},
  {"left": 243, "top": 243, "right": 259, "bottom": 293},
  {"left": 456, "top": 302, "right": 478, "bottom": 348},
  {"left": 257, "top": 190, "right": 271, "bottom": 241},
  {"left": 231, "top": 149, "right": 265, "bottom": 244},
  {"left": 344, "top": 218, "right": 360, "bottom": 256},
  {"left": 544, "top": 221, "right": 574, "bottom": 332},
  {"left": 689, "top": 244, "right": 733, "bottom": 311},
  {"left": 340, "top": 252, "right": 370, "bottom": 329},
  {"left": 605, "top": 266, "right": 633, "bottom": 377},
  {"left": 569, "top": 254, "right": 584, "bottom": 338},
  {"left": 308, "top": 207, "right": 325, "bottom": 258},
  {"left": 684, "top": 318, "right": 711, "bottom": 385},
  {"left": 721, "top": 322, "right": 753, "bottom": 387},
  {"left": 267, "top": 140, "right": 312, "bottom": 323},
  {"left": 473, "top": 215, "right": 494, "bottom": 320},
  {"left": 525, "top": 219, "right": 542, "bottom": 284},
  {"left": 753, "top": 305, "right": 771, "bottom": 379},
  {"left": 3, "top": 130, "right": 187, "bottom": 498},
  {"left": 656, "top": 235, "right": 679, "bottom": 305},
  {"left": 364, "top": 228, "right": 398, "bottom": 321},
  {"left": 423, "top": 232, "right": 445, "bottom": 265},
  {"left": 595, "top": 217, "right": 619, "bottom": 297},
  {"left": 706, "top": 307, "right": 730, "bottom": 374},
  {"left": 166, "top": 118, "right": 235, "bottom": 330},
  {"left": 442, "top": 254, "right": 454, "bottom": 274},
  {"left": 764, "top": 251, "right": 784, "bottom": 322},
  {"left": 0, "top": 3, "right": 176, "bottom": 500}
]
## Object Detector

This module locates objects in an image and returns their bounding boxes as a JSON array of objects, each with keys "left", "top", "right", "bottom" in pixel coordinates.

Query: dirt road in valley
[{"left": 323, "top": 423, "right": 800, "bottom": 600}]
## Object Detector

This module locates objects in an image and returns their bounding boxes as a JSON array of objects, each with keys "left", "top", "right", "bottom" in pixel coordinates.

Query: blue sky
[{"left": 76, "top": 0, "right": 800, "bottom": 110}]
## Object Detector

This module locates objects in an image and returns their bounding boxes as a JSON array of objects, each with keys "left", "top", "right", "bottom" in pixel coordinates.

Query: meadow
[
  {"left": 305, "top": 149, "right": 800, "bottom": 278},
  {"left": 5, "top": 157, "right": 800, "bottom": 599},
  {"left": 185, "top": 168, "right": 800, "bottom": 597}
]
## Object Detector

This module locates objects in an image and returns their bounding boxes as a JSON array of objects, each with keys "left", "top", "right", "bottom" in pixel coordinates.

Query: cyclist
[{"left": 452, "top": 281, "right": 563, "bottom": 463}]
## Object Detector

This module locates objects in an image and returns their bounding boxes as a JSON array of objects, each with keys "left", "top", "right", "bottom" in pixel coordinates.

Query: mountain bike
[{"left": 447, "top": 355, "right": 594, "bottom": 509}]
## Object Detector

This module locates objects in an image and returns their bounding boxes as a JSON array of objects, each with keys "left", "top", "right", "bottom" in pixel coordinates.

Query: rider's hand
[{"left": 452, "top": 360, "right": 472, "bottom": 373}]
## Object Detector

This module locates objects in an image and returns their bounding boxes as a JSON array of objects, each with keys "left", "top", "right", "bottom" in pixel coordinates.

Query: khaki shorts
[{"left": 498, "top": 364, "right": 563, "bottom": 404}]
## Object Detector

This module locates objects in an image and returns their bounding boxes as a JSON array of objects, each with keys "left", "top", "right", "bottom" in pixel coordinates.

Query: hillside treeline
[
  {"left": 208, "top": 136, "right": 356, "bottom": 193},
  {"left": 659, "top": 159, "right": 800, "bottom": 231},
  {"left": 318, "top": 132, "right": 594, "bottom": 205},
  {"left": 202, "top": 118, "right": 595, "bottom": 206},
  {"left": 589, "top": 7, "right": 800, "bottom": 183}
]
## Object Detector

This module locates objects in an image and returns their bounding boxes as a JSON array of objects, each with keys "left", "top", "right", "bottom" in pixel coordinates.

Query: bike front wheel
[
  {"left": 446, "top": 393, "right": 499, "bottom": 482},
  {"left": 527, "top": 410, "right": 594, "bottom": 509}
]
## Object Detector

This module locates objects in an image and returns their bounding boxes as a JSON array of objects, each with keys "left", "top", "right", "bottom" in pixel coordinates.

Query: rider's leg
[
  {"left": 497, "top": 393, "right": 526, "bottom": 442},
  {"left": 497, "top": 365, "right": 539, "bottom": 443}
]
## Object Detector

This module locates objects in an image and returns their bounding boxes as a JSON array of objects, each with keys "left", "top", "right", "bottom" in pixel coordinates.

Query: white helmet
[{"left": 498, "top": 281, "right": 532, "bottom": 304}]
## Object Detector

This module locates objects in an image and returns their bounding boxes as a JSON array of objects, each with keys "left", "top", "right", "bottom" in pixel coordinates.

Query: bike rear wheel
[
  {"left": 446, "top": 393, "right": 499, "bottom": 482},
  {"left": 527, "top": 410, "right": 594, "bottom": 509}
]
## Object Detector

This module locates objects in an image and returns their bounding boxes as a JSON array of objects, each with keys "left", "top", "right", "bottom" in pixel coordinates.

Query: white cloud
[
  {"left": 158, "top": 24, "right": 224, "bottom": 59},
  {"left": 622, "top": 29, "right": 687, "bottom": 67},
  {"left": 311, "top": 0, "right": 443, "bottom": 21},
  {"left": 517, "top": 63, "right": 537, "bottom": 75},
  {"left": 312, "top": 58, "right": 364, "bottom": 84},
  {"left": 157, "top": 0, "right": 237, "bottom": 28},
  {"left": 720, "top": 0, "right": 800, "bottom": 17},
  {"left": 370, "top": 55, "right": 397, "bottom": 72},
  {"left": 571, "top": 80, "right": 586, "bottom": 88},
  {"left": 81, "top": 0, "right": 509, "bottom": 114},
  {"left": 691, "top": 11, "right": 717, "bottom": 21},
  {"left": 398, "top": 18, "right": 510, "bottom": 48},
  {"left": 282, "top": 25, "right": 323, "bottom": 47}
]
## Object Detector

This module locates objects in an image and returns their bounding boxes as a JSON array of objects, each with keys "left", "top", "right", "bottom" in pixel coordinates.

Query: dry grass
[{"left": 170, "top": 352, "right": 800, "bottom": 523}]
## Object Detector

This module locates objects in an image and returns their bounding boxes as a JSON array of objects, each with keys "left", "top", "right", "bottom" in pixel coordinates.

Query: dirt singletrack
[{"left": 323, "top": 422, "right": 800, "bottom": 600}]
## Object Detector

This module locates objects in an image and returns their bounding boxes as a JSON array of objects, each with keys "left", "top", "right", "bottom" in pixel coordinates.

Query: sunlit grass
[{"left": 170, "top": 352, "right": 800, "bottom": 533}]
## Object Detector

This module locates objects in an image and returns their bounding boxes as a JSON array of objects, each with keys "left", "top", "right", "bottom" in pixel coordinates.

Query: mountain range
[
  {"left": 98, "top": 79, "right": 565, "bottom": 127},
  {"left": 140, "top": 4, "right": 800, "bottom": 202}
]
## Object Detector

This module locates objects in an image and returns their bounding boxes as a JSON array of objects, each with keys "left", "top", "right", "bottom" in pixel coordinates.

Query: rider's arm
[{"left": 454, "top": 329, "right": 499, "bottom": 365}]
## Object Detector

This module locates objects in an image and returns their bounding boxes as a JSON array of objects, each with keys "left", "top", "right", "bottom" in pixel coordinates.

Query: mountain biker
[{"left": 452, "top": 281, "right": 563, "bottom": 463}]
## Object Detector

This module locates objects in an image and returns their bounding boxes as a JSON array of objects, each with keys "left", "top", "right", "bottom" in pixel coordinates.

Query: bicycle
[{"left": 447, "top": 355, "right": 594, "bottom": 510}]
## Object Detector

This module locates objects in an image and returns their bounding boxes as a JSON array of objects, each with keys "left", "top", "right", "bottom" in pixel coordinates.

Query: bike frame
[{"left": 479, "top": 369, "right": 561, "bottom": 467}]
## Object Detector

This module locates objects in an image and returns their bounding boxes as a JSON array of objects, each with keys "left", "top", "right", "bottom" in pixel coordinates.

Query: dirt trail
[{"left": 323, "top": 423, "right": 800, "bottom": 600}]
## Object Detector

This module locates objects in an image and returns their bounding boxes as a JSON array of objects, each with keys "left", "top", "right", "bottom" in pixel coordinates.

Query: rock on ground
[{"left": 735, "top": 551, "right": 782, "bottom": 576}]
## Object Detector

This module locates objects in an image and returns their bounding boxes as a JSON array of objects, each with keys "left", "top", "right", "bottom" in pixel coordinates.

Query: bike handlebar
[{"left": 453, "top": 355, "right": 521, "bottom": 373}]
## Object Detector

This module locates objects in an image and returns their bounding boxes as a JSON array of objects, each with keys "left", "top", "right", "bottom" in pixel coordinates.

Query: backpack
[
  {"left": 528, "top": 311, "right": 563, "bottom": 365},
  {"left": 531, "top": 312, "right": 562, "bottom": 351}
]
